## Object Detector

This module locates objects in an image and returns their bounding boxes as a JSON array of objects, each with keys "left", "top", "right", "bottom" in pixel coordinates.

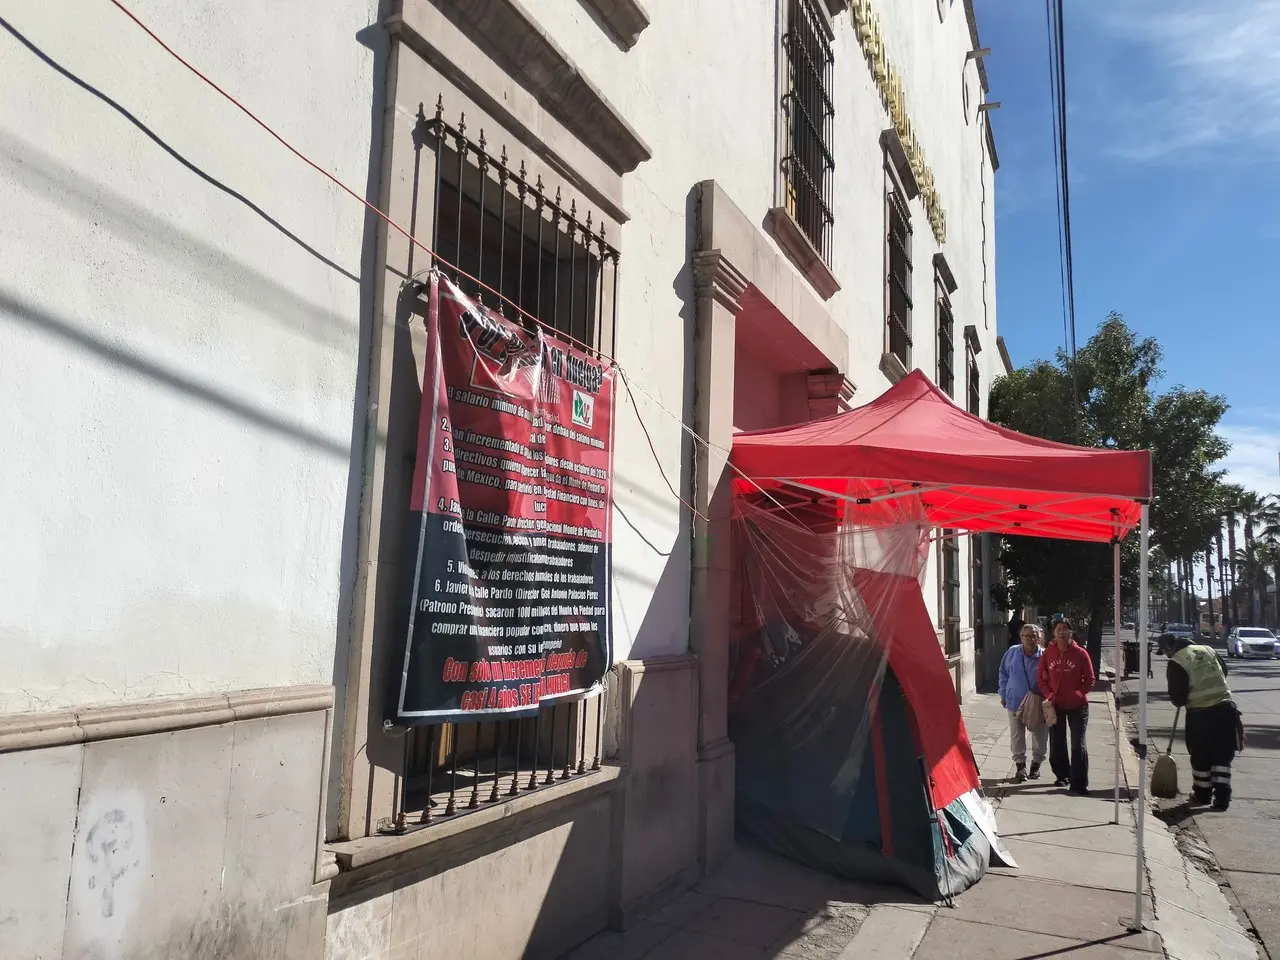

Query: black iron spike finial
[
  {"left": 478, "top": 129, "right": 487, "bottom": 152},
  {"left": 434, "top": 94, "right": 444, "bottom": 122},
  {"left": 458, "top": 112, "right": 466, "bottom": 136},
  {"left": 517, "top": 160, "right": 529, "bottom": 197}
]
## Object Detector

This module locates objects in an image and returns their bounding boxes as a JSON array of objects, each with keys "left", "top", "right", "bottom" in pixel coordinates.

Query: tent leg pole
[
  {"left": 1130, "top": 505, "right": 1151, "bottom": 931},
  {"left": 1113, "top": 539, "right": 1122, "bottom": 826}
]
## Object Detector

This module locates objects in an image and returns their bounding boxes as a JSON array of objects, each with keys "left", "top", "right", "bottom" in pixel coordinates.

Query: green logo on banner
[{"left": 572, "top": 390, "right": 594, "bottom": 428}]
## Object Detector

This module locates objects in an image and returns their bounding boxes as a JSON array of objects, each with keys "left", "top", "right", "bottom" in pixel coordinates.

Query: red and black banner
[{"left": 390, "top": 273, "right": 615, "bottom": 723}]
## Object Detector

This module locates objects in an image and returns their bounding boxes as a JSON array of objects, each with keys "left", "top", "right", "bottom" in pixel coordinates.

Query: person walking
[
  {"left": 999, "top": 624, "right": 1048, "bottom": 781},
  {"left": 1157, "top": 632, "right": 1243, "bottom": 810},
  {"left": 1039, "top": 618, "right": 1096, "bottom": 794}
]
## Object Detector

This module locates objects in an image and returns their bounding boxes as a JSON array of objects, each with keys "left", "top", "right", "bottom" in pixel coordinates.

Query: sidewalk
[{"left": 562, "top": 687, "right": 1256, "bottom": 960}]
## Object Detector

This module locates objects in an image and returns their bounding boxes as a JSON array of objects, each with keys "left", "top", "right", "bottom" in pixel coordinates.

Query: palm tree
[
  {"left": 1222, "top": 488, "right": 1277, "bottom": 625},
  {"left": 1256, "top": 499, "right": 1280, "bottom": 628},
  {"left": 1232, "top": 544, "right": 1260, "bottom": 625},
  {"left": 1238, "top": 492, "right": 1280, "bottom": 624},
  {"left": 1222, "top": 485, "right": 1245, "bottom": 627}
]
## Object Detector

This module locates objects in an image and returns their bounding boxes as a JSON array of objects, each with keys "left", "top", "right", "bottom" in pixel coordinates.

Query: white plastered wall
[
  {"left": 518, "top": 0, "right": 998, "bottom": 674},
  {"left": 0, "top": 0, "right": 378, "bottom": 711}
]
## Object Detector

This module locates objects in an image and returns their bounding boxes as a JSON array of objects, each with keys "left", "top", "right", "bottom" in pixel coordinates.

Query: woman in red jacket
[{"left": 1038, "top": 618, "right": 1096, "bottom": 794}]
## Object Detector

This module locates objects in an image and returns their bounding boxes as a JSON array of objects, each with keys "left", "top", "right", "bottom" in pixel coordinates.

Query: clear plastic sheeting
[
  {"left": 729, "top": 495, "right": 928, "bottom": 835},
  {"left": 728, "top": 492, "right": 993, "bottom": 900}
]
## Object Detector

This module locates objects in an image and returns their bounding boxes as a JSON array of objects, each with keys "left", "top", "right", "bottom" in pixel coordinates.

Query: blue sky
[{"left": 974, "top": 0, "right": 1280, "bottom": 495}]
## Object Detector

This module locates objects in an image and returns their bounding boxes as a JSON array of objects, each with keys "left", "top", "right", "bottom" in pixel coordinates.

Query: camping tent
[
  {"left": 732, "top": 564, "right": 1001, "bottom": 900},
  {"left": 730, "top": 370, "right": 1155, "bottom": 922}
]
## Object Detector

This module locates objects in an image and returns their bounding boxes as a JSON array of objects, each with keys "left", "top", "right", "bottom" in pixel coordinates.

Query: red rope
[
  {"left": 104, "top": 0, "right": 707, "bottom": 523},
  {"left": 104, "top": 0, "right": 608, "bottom": 362}
]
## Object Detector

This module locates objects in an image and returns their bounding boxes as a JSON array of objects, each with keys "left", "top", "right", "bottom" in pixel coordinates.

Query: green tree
[{"left": 989, "top": 314, "right": 1230, "bottom": 670}]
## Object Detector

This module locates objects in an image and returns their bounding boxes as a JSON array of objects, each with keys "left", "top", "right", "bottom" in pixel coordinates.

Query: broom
[{"left": 1151, "top": 708, "right": 1181, "bottom": 799}]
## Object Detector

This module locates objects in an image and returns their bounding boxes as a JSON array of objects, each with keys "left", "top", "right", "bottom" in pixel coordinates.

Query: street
[{"left": 1112, "top": 628, "right": 1280, "bottom": 958}]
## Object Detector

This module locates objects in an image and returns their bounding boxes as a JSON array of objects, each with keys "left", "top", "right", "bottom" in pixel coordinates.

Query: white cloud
[
  {"left": 1220, "top": 416, "right": 1280, "bottom": 495},
  {"left": 1090, "top": 0, "right": 1280, "bottom": 161}
]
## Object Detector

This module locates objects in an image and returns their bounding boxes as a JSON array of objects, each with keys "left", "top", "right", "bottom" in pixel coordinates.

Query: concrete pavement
[
  {"left": 1116, "top": 635, "right": 1280, "bottom": 959},
  {"left": 562, "top": 686, "right": 1255, "bottom": 959}
]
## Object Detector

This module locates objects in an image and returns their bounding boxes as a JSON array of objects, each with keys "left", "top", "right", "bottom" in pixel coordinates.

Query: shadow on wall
[
  {"left": 0, "top": 16, "right": 359, "bottom": 285},
  {"left": 0, "top": 13, "right": 360, "bottom": 458},
  {"left": 0, "top": 13, "right": 382, "bottom": 839},
  {"left": 328, "top": 796, "right": 616, "bottom": 960},
  {"left": 602, "top": 182, "right": 701, "bottom": 664}
]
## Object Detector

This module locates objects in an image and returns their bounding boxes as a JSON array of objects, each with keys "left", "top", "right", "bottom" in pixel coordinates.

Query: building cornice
[
  {"left": 402, "top": 0, "right": 652, "bottom": 176},
  {"left": 996, "top": 335, "right": 1014, "bottom": 375}
]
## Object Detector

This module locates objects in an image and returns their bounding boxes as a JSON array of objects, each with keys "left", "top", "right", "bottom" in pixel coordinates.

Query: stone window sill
[
  {"left": 766, "top": 206, "right": 841, "bottom": 301},
  {"left": 326, "top": 764, "right": 624, "bottom": 893},
  {"left": 879, "top": 351, "right": 909, "bottom": 384}
]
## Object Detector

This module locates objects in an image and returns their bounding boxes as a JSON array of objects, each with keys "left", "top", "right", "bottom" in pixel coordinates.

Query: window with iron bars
[
  {"left": 941, "top": 533, "right": 961, "bottom": 656},
  {"left": 886, "top": 180, "right": 913, "bottom": 368},
  {"left": 936, "top": 283, "right": 955, "bottom": 398},
  {"left": 966, "top": 344, "right": 980, "bottom": 416},
  {"left": 780, "top": 0, "right": 834, "bottom": 263},
  {"left": 390, "top": 100, "right": 620, "bottom": 833}
]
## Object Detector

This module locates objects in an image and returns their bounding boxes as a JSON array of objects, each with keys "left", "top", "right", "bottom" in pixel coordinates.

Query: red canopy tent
[
  {"left": 732, "top": 369, "right": 1150, "bottom": 541},
  {"left": 729, "top": 368, "right": 1157, "bottom": 928}
]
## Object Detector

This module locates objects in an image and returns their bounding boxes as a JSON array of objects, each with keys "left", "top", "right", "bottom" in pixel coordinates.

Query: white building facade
[{"left": 0, "top": 0, "right": 1000, "bottom": 957}]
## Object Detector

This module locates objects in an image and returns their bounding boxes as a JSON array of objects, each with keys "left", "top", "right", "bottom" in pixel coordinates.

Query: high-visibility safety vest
[{"left": 1171, "top": 644, "right": 1232, "bottom": 710}]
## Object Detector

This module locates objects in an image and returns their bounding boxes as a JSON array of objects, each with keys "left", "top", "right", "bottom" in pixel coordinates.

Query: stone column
[{"left": 689, "top": 249, "right": 746, "bottom": 875}]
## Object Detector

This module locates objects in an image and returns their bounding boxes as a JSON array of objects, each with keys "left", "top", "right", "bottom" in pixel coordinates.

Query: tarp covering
[
  {"left": 729, "top": 498, "right": 1004, "bottom": 900},
  {"left": 731, "top": 369, "right": 1152, "bottom": 542}
]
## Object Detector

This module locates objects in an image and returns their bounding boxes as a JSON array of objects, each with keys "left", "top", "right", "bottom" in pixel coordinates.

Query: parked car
[
  {"left": 1227, "top": 626, "right": 1279, "bottom": 659},
  {"left": 1164, "top": 623, "right": 1196, "bottom": 642}
]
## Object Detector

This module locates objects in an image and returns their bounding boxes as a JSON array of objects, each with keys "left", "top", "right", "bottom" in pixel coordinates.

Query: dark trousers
[
  {"left": 1049, "top": 703, "right": 1089, "bottom": 790},
  {"left": 1186, "top": 702, "right": 1238, "bottom": 807}
]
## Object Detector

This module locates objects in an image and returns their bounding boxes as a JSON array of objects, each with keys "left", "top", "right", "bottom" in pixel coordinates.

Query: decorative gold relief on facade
[{"left": 851, "top": 0, "right": 947, "bottom": 243}]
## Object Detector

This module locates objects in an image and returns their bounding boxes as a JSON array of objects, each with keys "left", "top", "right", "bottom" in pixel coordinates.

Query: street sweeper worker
[{"left": 1157, "top": 632, "right": 1243, "bottom": 810}]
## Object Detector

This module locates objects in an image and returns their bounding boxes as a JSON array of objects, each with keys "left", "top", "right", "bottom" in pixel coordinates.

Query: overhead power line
[{"left": 1045, "top": 0, "right": 1079, "bottom": 438}]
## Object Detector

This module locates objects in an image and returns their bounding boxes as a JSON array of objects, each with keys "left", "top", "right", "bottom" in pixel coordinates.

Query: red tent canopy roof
[{"left": 731, "top": 369, "right": 1152, "bottom": 542}]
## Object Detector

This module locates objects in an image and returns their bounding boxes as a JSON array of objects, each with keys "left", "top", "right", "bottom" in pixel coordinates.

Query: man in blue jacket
[{"left": 1000, "top": 624, "right": 1048, "bottom": 781}]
